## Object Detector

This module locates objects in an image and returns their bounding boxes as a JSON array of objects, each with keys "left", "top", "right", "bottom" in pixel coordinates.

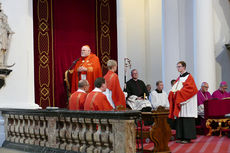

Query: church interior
[{"left": 0, "top": 0, "right": 230, "bottom": 153}]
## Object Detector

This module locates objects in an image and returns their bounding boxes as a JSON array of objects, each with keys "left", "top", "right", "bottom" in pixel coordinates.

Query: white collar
[
  {"left": 77, "top": 89, "right": 86, "bottom": 93},
  {"left": 93, "top": 88, "right": 102, "bottom": 92}
]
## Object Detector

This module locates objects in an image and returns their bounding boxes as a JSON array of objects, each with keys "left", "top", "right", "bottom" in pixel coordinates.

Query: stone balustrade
[{"left": 1, "top": 109, "right": 140, "bottom": 153}]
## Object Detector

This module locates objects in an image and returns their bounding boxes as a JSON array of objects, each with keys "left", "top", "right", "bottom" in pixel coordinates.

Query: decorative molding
[
  {"left": 96, "top": 0, "right": 118, "bottom": 75},
  {"left": 34, "top": 0, "right": 55, "bottom": 108}
]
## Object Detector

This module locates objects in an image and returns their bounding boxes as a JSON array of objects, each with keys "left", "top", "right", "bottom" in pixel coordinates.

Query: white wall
[
  {"left": 0, "top": 0, "right": 39, "bottom": 109},
  {"left": 117, "top": 0, "right": 162, "bottom": 90},
  {"left": 162, "top": 0, "right": 181, "bottom": 92},
  {"left": 145, "top": 0, "right": 162, "bottom": 90},
  {"left": 213, "top": 0, "right": 230, "bottom": 89}
]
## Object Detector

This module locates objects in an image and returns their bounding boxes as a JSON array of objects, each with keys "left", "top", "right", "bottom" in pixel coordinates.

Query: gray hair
[
  {"left": 201, "top": 82, "right": 208, "bottom": 87},
  {"left": 107, "top": 60, "right": 117, "bottom": 70},
  {"left": 131, "top": 69, "right": 137, "bottom": 75},
  {"left": 78, "top": 80, "right": 89, "bottom": 88}
]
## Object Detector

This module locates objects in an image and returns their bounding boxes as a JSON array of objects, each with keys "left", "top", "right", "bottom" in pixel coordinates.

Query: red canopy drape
[{"left": 33, "top": 0, "right": 117, "bottom": 108}]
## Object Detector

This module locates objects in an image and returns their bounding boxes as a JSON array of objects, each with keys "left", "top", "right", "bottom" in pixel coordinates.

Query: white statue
[{"left": 0, "top": 3, "right": 14, "bottom": 68}]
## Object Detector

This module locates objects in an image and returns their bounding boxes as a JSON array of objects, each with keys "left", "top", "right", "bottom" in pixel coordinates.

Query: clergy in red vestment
[
  {"left": 84, "top": 77, "right": 113, "bottom": 111},
  {"left": 168, "top": 61, "right": 198, "bottom": 144},
  {"left": 212, "top": 81, "right": 230, "bottom": 99},
  {"left": 71, "top": 45, "right": 102, "bottom": 93},
  {"left": 104, "top": 60, "right": 126, "bottom": 109},
  {"left": 69, "top": 80, "right": 89, "bottom": 110},
  {"left": 197, "top": 82, "right": 212, "bottom": 115}
]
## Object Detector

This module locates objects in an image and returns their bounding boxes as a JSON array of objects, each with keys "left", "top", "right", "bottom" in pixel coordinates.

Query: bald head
[
  {"left": 201, "top": 82, "right": 209, "bottom": 92},
  {"left": 81, "top": 45, "right": 91, "bottom": 57},
  {"left": 78, "top": 80, "right": 90, "bottom": 92}
]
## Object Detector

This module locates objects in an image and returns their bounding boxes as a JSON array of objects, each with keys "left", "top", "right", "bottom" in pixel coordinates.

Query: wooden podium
[{"left": 137, "top": 107, "right": 171, "bottom": 153}]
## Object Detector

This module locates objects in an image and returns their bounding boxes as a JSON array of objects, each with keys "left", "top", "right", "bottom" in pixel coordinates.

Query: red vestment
[
  {"left": 69, "top": 91, "right": 87, "bottom": 110},
  {"left": 71, "top": 53, "right": 102, "bottom": 93},
  {"left": 104, "top": 70, "right": 126, "bottom": 109},
  {"left": 168, "top": 74, "right": 198, "bottom": 119},
  {"left": 84, "top": 90, "right": 113, "bottom": 111}
]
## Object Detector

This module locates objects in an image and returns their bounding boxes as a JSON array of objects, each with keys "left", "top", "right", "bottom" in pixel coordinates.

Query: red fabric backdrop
[
  {"left": 53, "top": 0, "right": 96, "bottom": 108},
  {"left": 34, "top": 0, "right": 117, "bottom": 108}
]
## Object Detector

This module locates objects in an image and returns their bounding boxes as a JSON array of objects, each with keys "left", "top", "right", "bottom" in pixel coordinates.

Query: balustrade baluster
[
  {"left": 79, "top": 118, "right": 87, "bottom": 152},
  {"left": 65, "top": 117, "right": 73, "bottom": 150},
  {"left": 39, "top": 116, "right": 47, "bottom": 146},
  {"left": 85, "top": 118, "right": 95, "bottom": 152},
  {"left": 93, "top": 119, "right": 102, "bottom": 153},
  {"left": 14, "top": 115, "right": 20, "bottom": 143},
  {"left": 72, "top": 117, "right": 80, "bottom": 151},
  {"left": 24, "top": 115, "right": 29, "bottom": 144},
  {"left": 19, "top": 115, "right": 25, "bottom": 143},
  {"left": 29, "top": 115, "right": 35, "bottom": 145}
]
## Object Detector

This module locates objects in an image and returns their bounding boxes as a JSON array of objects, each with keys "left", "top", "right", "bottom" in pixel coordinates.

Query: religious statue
[
  {"left": 0, "top": 3, "right": 14, "bottom": 68},
  {"left": 0, "top": 3, "right": 14, "bottom": 89}
]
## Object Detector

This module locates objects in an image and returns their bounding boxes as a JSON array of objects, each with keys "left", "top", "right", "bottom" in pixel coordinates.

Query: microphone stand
[
  {"left": 65, "top": 58, "right": 80, "bottom": 107},
  {"left": 68, "top": 58, "right": 79, "bottom": 70}
]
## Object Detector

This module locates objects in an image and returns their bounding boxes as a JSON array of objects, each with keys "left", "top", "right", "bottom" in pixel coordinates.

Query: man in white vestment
[
  {"left": 150, "top": 81, "right": 169, "bottom": 109},
  {"left": 168, "top": 61, "right": 198, "bottom": 144}
]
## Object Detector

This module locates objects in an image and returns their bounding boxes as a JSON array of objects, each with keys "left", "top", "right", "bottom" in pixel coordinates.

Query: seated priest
[
  {"left": 197, "top": 82, "right": 212, "bottom": 115},
  {"left": 69, "top": 80, "right": 89, "bottom": 110},
  {"left": 71, "top": 45, "right": 102, "bottom": 94},
  {"left": 150, "top": 81, "right": 169, "bottom": 109},
  {"left": 104, "top": 60, "right": 126, "bottom": 109},
  {"left": 212, "top": 81, "right": 230, "bottom": 99},
  {"left": 126, "top": 69, "right": 152, "bottom": 110},
  {"left": 84, "top": 77, "right": 113, "bottom": 111}
]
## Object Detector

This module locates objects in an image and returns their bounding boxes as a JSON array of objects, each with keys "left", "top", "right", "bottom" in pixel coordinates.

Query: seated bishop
[
  {"left": 69, "top": 80, "right": 89, "bottom": 110},
  {"left": 126, "top": 69, "right": 151, "bottom": 110},
  {"left": 104, "top": 60, "right": 126, "bottom": 110},
  {"left": 212, "top": 81, "right": 230, "bottom": 100},
  {"left": 197, "top": 82, "right": 212, "bottom": 115},
  {"left": 150, "top": 81, "right": 169, "bottom": 109},
  {"left": 84, "top": 77, "right": 113, "bottom": 111},
  {"left": 71, "top": 45, "right": 102, "bottom": 94}
]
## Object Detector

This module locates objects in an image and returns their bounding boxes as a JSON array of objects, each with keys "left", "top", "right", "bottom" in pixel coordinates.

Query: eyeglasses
[
  {"left": 203, "top": 86, "right": 209, "bottom": 88},
  {"left": 176, "top": 66, "right": 183, "bottom": 68}
]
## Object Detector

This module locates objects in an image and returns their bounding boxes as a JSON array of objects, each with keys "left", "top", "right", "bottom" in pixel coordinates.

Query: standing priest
[
  {"left": 71, "top": 45, "right": 102, "bottom": 93},
  {"left": 168, "top": 61, "right": 198, "bottom": 144},
  {"left": 104, "top": 60, "right": 126, "bottom": 109}
]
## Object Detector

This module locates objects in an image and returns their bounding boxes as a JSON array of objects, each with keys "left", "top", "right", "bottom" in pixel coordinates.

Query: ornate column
[{"left": 194, "top": 0, "right": 216, "bottom": 92}]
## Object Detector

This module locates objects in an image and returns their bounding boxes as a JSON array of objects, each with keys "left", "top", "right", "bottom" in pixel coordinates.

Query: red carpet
[
  {"left": 137, "top": 135, "right": 230, "bottom": 153},
  {"left": 171, "top": 135, "right": 230, "bottom": 153}
]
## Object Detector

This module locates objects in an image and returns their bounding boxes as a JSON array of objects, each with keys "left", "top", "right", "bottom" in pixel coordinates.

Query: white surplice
[
  {"left": 150, "top": 90, "right": 169, "bottom": 109},
  {"left": 172, "top": 74, "right": 198, "bottom": 118}
]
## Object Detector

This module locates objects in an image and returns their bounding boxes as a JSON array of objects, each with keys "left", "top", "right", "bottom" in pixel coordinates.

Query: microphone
[
  {"left": 68, "top": 58, "right": 80, "bottom": 70},
  {"left": 73, "top": 58, "right": 80, "bottom": 64}
]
